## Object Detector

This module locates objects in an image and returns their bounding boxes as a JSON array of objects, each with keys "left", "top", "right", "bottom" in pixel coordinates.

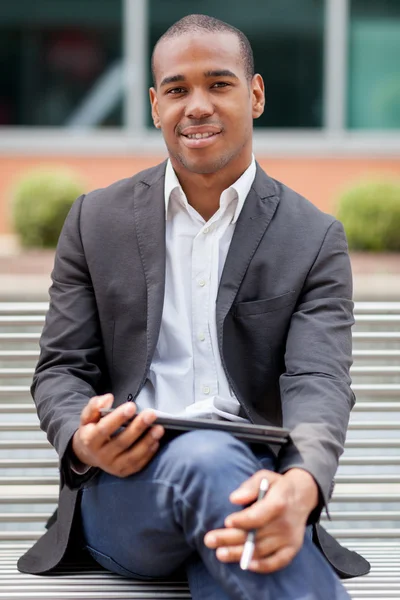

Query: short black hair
[{"left": 151, "top": 14, "right": 255, "bottom": 87}]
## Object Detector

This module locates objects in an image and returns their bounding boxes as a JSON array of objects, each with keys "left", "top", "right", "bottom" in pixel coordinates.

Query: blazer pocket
[{"left": 233, "top": 291, "right": 296, "bottom": 317}]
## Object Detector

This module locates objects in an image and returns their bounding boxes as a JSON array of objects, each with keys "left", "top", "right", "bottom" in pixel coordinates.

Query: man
[{"left": 18, "top": 14, "right": 364, "bottom": 600}]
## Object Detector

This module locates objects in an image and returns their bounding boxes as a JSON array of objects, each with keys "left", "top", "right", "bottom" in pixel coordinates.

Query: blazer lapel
[
  {"left": 216, "top": 165, "right": 280, "bottom": 339},
  {"left": 133, "top": 163, "right": 167, "bottom": 385}
]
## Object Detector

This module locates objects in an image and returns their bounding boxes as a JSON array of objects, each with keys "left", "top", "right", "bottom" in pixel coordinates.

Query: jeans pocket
[{"left": 85, "top": 544, "right": 156, "bottom": 580}]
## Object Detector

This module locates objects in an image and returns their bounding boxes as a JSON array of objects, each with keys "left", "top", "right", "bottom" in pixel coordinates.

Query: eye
[
  {"left": 212, "top": 82, "right": 230, "bottom": 89},
  {"left": 167, "top": 87, "right": 186, "bottom": 95}
]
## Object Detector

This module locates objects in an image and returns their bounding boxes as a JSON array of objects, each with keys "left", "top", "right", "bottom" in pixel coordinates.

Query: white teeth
[{"left": 186, "top": 132, "right": 216, "bottom": 139}]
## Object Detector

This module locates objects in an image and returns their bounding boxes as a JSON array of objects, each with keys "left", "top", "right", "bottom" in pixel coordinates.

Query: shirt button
[
  {"left": 202, "top": 386, "right": 210, "bottom": 395},
  {"left": 203, "top": 227, "right": 209, "bottom": 234},
  {"left": 198, "top": 332, "right": 205, "bottom": 341},
  {"left": 198, "top": 279, "right": 206, "bottom": 287}
]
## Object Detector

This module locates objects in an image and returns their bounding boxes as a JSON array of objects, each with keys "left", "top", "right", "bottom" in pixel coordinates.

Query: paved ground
[
  {"left": 0, "top": 247, "right": 399, "bottom": 301},
  {"left": 350, "top": 252, "right": 400, "bottom": 300}
]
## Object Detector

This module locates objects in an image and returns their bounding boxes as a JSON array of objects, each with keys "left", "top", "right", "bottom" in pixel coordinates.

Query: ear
[
  {"left": 251, "top": 74, "right": 265, "bottom": 120},
  {"left": 149, "top": 87, "right": 161, "bottom": 129}
]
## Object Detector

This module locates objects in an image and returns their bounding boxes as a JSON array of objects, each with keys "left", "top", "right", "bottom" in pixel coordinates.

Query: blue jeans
[{"left": 80, "top": 430, "right": 350, "bottom": 600}]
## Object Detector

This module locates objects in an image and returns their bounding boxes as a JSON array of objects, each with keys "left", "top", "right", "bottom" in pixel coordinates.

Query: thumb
[
  {"left": 229, "top": 469, "right": 280, "bottom": 504},
  {"left": 80, "top": 393, "right": 114, "bottom": 425}
]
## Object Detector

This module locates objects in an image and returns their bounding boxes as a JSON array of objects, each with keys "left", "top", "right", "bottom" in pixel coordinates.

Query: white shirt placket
[
  {"left": 191, "top": 219, "right": 218, "bottom": 401},
  {"left": 191, "top": 199, "right": 237, "bottom": 403}
]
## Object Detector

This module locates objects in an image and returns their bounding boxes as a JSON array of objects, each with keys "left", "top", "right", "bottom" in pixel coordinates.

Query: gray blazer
[{"left": 18, "top": 161, "right": 355, "bottom": 575}]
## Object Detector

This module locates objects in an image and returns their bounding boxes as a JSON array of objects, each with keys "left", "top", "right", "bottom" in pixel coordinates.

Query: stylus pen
[{"left": 239, "top": 477, "right": 269, "bottom": 570}]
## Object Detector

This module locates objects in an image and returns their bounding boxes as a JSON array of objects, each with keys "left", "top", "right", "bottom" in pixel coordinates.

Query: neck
[{"left": 171, "top": 152, "right": 253, "bottom": 221}]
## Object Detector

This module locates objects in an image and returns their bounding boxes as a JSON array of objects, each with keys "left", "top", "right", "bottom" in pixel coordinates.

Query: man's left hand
[{"left": 204, "top": 468, "right": 318, "bottom": 574}]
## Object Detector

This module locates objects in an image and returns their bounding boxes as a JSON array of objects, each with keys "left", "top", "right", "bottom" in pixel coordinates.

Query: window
[
  {"left": 0, "top": 1, "right": 123, "bottom": 127},
  {"left": 148, "top": 0, "right": 325, "bottom": 128},
  {"left": 348, "top": 0, "right": 400, "bottom": 129}
]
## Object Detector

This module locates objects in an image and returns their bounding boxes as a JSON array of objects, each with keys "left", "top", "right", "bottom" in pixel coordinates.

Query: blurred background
[
  {"left": 0, "top": 4, "right": 399, "bottom": 583},
  {"left": 0, "top": 0, "right": 399, "bottom": 298}
]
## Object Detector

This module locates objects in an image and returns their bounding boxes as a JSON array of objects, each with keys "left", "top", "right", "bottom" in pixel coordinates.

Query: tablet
[
  {"left": 100, "top": 408, "right": 290, "bottom": 446},
  {"left": 153, "top": 416, "right": 290, "bottom": 446}
]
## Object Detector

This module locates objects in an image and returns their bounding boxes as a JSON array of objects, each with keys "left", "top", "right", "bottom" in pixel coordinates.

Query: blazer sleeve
[
  {"left": 278, "top": 219, "right": 355, "bottom": 517},
  {"left": 31, "top": 194, "right": 107, "bottom": 488}
]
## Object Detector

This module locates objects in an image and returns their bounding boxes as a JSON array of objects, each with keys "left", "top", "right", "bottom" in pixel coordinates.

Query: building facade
[{"left": 0, "top": 0, "right": 399, "bottom": 236}]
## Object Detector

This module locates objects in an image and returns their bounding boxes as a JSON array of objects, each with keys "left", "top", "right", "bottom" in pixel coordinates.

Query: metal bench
[{"left": 0, "top": 301, "right": 399, "bottom": 599}]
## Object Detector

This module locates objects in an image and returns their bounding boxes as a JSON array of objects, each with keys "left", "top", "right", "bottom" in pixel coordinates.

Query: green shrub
[
  {"left": 11, "top": 168, "right": 85, "bottom": 248},
  {"left": 337, "top": 180, "right": 400, "bottom": 252}
]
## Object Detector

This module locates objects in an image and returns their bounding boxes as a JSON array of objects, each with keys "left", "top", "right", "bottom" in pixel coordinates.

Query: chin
[{"left": 177, "top": 153, "right": 232, "bottom": 175}]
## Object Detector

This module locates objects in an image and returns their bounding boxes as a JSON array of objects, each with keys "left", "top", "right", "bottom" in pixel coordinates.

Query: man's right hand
[{"left": 71, "top": 394, "right": 165, "bottom": 477}]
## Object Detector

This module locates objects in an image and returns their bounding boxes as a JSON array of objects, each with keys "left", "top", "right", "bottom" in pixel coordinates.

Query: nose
[{"left": 184, "top": 88, "right": 214, "bottom": 120}]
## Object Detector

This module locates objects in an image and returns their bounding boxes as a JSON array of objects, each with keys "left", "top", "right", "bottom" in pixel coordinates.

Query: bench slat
[
  {"left": 3, "top": 438, "right": 400, "bottom": 450},
  {"left": 1, "top": 384, "right": 399, "bottom": 398},
  {"left": 0, "top": 513, "right": 50, "bottom": 522},
  {"left": 1, "top": 402, "right": 399, "bottom": 415},
  {"left": 3, "top": 421, "right": 400, "bottom": 432},
  {"left": 0, "top": 317, "right": 45, "bottom": 325},
  {"left": 3, "top": 456, "right": 400, "bottom": 468},
  {"left": 4, "top": 474, "right": 400, "bottom": 486},
  {"left": 2, "top": 366, "right": 400, "bottom": 376}
]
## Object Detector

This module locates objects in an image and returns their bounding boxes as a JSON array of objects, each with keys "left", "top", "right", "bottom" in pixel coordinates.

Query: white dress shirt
[{"left": 135, "top": 157, "right": 256, "bottom": 421}]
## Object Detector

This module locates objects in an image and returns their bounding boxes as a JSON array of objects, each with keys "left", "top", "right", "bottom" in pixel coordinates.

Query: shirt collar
[{"left": 164, "top": 156, "right": 256, "bottom": 223}]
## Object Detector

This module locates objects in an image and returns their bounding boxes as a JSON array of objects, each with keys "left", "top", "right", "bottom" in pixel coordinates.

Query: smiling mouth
[
  {"left": 179, "top": 128, "right": 222, "bottom": 149},
  {"left": 183, "top": 132, "right": 220, "bottom": 139}
]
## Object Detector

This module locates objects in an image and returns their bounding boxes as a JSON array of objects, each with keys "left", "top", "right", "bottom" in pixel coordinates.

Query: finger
[
  {"left": 108, "top": 409, "right": 162, "bottom": 451},
  {"left": 111, "top": 428, "right": 162, "bottom": 477},
  {"left": 226, "top": 485, "right": 288, "bottom": 530},
  {"left": 204, "top": 528, "right": 247, "bottom": 549},
  {"left": 229, "top": 470, "right": 279, "bottom": 505},
  {"left": 95, "top": 402, "right": 138, "bottom": 446},
  {"left": 253, "top": 534, "right": 287, "bottom": 559},
  {"left": 214, "top": 517, "right": 303, "bottom": 564},
  {"left": 80, "top": 394, "right": 114, "bottom": 425},
  {"left": 215, "top": 544, "right": 244, "bottom": 563},
  {"left": 248, "top": 546, "right": 297, "bottom": 574},
  {"left": 216, "top": 542, "right": 280, "bottom": 564},
  {"left": 204, "top": 522, "right": 281, "bottom": 548},
  {"left": 109, "top": 421, "right": 164, "bottom": 461},
  {"left": 225, "top": 500, "right": 270, "bottom": 530}
]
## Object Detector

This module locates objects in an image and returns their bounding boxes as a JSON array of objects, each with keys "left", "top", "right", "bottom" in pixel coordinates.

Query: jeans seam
[
  {"left": 85, "top": 543, "right": 156, "bottom": 579},
  {"left": 148, "top": 479, "right": 257, "bottom": 600}
]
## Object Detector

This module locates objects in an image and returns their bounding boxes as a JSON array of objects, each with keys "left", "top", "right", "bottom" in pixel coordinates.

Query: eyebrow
[
  {"left": 160, "top": 69, "right": 239, "bottom": 87},
  {"left": 160, "top": 74, "right": 186, "bottom": 87},
  {"left": 204, "top": 69, "right": 238, "bottom": 79}
]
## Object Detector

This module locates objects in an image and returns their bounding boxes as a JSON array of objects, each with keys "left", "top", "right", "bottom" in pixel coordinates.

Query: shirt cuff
[
  {"left": 61, "top": 435, "right": 98, "bottom": 489},
  {"left": 70, "top": 457, "right": 92, "bottom": 475}
]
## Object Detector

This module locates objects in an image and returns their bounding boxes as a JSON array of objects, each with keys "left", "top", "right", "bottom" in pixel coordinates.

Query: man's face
[{"left": 150, "top": 32, "right": 264, "bottom": 175}]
